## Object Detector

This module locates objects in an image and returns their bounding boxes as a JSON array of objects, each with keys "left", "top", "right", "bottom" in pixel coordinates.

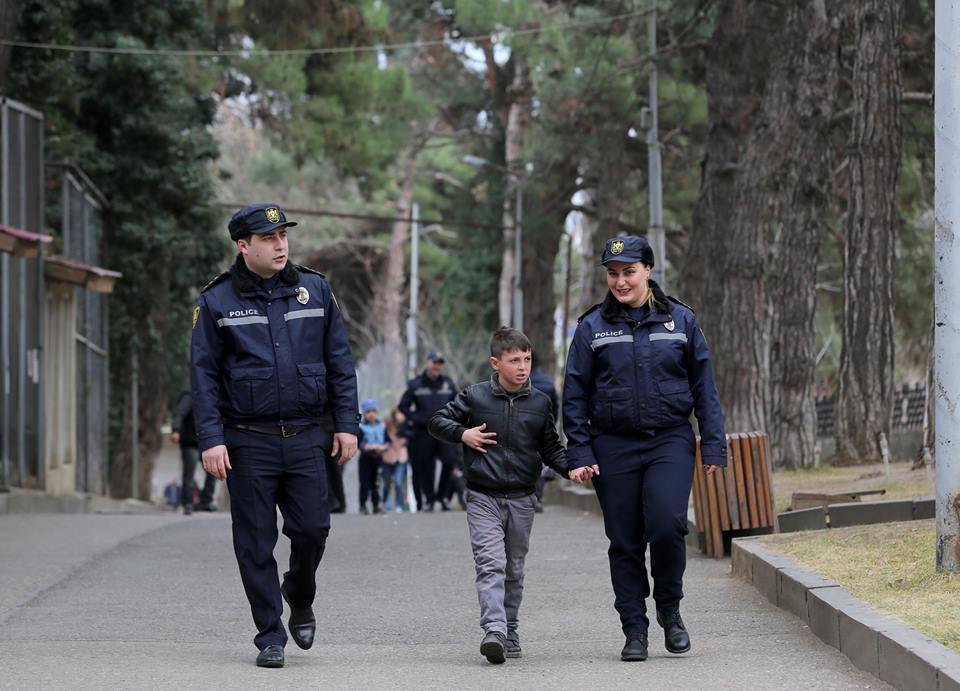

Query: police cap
[
  {"left": 228, "top": 203, "right": 298, "bottom": 241},
  {"left": 601, "top": 235, "right": 655, "bottom": 267}
]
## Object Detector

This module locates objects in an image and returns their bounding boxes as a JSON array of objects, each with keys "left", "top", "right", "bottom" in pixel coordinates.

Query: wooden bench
[{"left": 691, "top": 432, "right": 776, "bottom": 558}]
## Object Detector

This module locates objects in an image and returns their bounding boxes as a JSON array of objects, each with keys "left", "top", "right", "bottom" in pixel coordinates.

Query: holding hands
[
  {"left": 569, "top": 464, "right": 600, "bottom": 484},
  {"left": 461, "top": 423, "right": 497, "bottom": 453}
]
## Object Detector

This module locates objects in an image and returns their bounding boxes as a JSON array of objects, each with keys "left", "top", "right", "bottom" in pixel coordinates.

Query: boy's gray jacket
[{"left": 429, "top": 376, "right": 569, "bottom": 493}]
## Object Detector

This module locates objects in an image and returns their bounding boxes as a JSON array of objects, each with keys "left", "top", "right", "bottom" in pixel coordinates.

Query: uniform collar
[{"left": 230, "top": 254, "right": 301, "bottom": 296}]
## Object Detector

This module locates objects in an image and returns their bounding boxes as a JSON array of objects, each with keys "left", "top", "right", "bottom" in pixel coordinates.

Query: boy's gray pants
[{"left": 465, "top": 488, "right": 537, "bottom": 635}]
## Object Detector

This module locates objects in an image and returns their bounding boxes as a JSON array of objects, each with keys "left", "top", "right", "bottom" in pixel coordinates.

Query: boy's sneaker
[
  {"left": 480, "top": 631, "right": 506, "bottom": 664},
  {"left": 505, "top": 629, "right": 522, "bottom": 658}
]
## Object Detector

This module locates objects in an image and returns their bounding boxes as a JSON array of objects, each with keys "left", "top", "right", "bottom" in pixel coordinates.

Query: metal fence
[
  {"left": 815, "top": 384, "right": 926, "bottom": 438},
  {"left": 0, "top": 97, "right": 45, "bottom": 489},
  {"left": 57, "top": 165, "right": 109, "bottom": 494}
]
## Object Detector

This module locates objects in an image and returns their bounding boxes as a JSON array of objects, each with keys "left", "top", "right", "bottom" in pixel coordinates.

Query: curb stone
[{"left": 732, "top": 536, "right": 960, "bottom": 690}]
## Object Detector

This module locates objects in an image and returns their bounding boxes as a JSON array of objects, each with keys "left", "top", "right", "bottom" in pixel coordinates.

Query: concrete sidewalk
[{"left": 0, "top": 507, "right": 887, "bottom": 689}]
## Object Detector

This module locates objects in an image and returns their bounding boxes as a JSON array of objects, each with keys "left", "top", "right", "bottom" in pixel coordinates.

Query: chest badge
[
  {"left": 664, "top": 320, "right": 675, "bottom": 332},
  {"left": 296, "top": 287, "right": 310, "bottom": 305}
]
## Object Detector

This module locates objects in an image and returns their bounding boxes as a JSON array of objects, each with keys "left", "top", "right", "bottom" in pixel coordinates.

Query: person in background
[
  {"left": 381, "top": 409, "right": 411, "bottom": 512},
  {"left": 398, "top": 352, "right": 458, "bottom": 511},
  {"left": 529, "top": 353, "right": 559, "bottom": 513},
  {"left": 171, "top": 390, "right": 217, "bottom": 515},
  {"left": 358, "top": 399, "right": 388, "bottom": 515}
]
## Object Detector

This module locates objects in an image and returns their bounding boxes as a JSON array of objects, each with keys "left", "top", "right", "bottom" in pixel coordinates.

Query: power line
[
  {"left": 216, "top": 201, "right": 506, "bottom": 231},
  {"left": 1, "top": 9, "right": 651, "bottom": 58}
]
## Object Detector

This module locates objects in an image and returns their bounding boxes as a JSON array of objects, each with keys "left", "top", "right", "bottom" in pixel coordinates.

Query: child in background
[
  {"left": 382, "top": 409, "right": 411, "bottom": 512},
  {"left": 358, "top": 399, "right": 389, "bottom": 515}
]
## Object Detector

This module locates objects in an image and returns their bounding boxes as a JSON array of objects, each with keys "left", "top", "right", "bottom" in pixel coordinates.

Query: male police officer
[
  {"left": 190, "top": 203, "right": 359, "bottom": 668},
  {"left": 398, "top": 352, "right": 458, "bottom": 511}
]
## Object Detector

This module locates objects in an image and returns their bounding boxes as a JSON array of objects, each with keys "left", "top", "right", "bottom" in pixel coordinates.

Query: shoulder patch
[
  {"left": 668, "top": 295, "right": 695, "bottom": 313},
  {"left": 296, "top": 263, "right": 326, "bottom": 278},
  {"left": 577, "top": 303, "right": 601, "bottom": 324},
  {"left": 200, "top": 271, "right": 229, "bottom": 293}
]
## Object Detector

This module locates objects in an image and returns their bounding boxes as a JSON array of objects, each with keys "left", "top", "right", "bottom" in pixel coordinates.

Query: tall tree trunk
[
  {"left": 709, "top": 2, "right": 788, "bottom": 434},
  {"left": 373, "top": 143, "right": 421, "bottom": 399},
  {"left": 681, "top": 0, "right": 778, "bottom": 341},
  {"left": 0, "top": 0, "right": 22, "bottom": 94},
  {"left": 834, "top": 0, "right": 902, "bottom": 464},
  {"left": 768, "top": 1, "right": 840, "bottom": 469},
  {"left": 500, "top": 54, "right": 532, "bottom": 327}
]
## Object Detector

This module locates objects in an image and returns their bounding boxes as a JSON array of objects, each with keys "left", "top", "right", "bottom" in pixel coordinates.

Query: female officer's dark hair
[{"left": 490, "top": 326, "right": 532, "bottom": 358}]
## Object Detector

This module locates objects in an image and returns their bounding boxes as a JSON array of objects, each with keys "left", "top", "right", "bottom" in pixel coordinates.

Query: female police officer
[{"left": 562, "top": 235, "right": 726, "bottom": 662}]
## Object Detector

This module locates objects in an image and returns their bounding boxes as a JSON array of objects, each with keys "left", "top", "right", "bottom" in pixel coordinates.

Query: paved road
[{"left": 0, "top": 507, "right": 887, "bottom": 689}]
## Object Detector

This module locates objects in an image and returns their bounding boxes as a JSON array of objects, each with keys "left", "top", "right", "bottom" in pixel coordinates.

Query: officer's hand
[
  {"left": 332, "top": 433, "right": 358, "bottom": 466},
  {"left": 170, "top": 432, "right": 180, "bottom": 445},
  {"left": 201, "top": 445, "right": 232, "bottom": 481},
  {"left": 705, "top": 464, "right": 720, "bottom": 476},
  {"left": 461, "top": 423, "right": 497, "bottom": 453}
]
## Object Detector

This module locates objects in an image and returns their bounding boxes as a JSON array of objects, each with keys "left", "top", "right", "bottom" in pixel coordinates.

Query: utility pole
[
  {"left": 935, "top": 0, "right": 959, "bottom": 571},
  {"left": 406, "top": 203, "right": 420, "bottom": 375},
  {"left": 647, "top": 0, "right": 666, "bottom": 288},
  {"left": 131, "top": 347, "right": 139, "bottom": 500}
]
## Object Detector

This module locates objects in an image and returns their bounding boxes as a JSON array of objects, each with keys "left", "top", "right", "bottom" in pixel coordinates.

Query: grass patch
[
  {"left": 757, "top": 520, "right": 960, "bottom": 653},
  {"left": 772, "top": 460, "right": 933, "bottom": 513}
]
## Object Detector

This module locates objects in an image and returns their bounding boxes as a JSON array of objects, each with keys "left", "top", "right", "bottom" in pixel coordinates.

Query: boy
[
  {"left": 429, "top": 327, "right": 568, "bottom": 664},
  {"left": 358, "top": 399, "right": 389, "bottom": 515}
]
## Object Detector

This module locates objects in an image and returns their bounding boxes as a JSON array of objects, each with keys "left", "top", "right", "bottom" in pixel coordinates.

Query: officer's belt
[{"left": 229, "top": 422, "right": 317, "bottom": 438}]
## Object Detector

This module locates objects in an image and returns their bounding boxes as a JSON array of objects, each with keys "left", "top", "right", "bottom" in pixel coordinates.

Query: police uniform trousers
[
  {"left": 224, "top": 425, "right": 331, "bottom": 650},
  {"left": 591, "top": 423, "right": 695, "bottom": 636},
  {"left": 408, "top": 428, "right": 441, "bottom": 509}
]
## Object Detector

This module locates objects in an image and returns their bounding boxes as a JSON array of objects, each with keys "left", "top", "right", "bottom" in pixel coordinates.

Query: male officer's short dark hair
[
  {"left": 228, "top": 202, "right": 298, "bottom": 241},
  {"left": 490, "top": 326, "right": 532, "bottom": 358},
  {"left": 601, "top": 235, "right": 655, "bottom": 267}
]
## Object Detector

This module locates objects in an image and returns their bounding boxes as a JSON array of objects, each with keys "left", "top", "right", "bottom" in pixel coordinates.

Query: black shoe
[
  {"left": 422, "top": 503, "right": 435, "bottom": 513},
  {"left": 480, "top": 630, "right": 506, "bottom": 664},
  {"left": 439, "top": 499, "right": 451, "bottom": 511},
  {"left": 282, "top": 589, "right": 316, "bottom": 650},
  {"left": 359, "top": 505, "right": 369, "bottom": 515},
  {"left": 657, "top": 610, "right": 691, "bottom": 654},
  {"left": 256, "top": 644, "right": 284, "bottom": 668},
  {"left": 197, "top": 502, "right": 218, "bottom": 512},
  {"left": 505, "top": 629, "right": 522, "bottom": 658},
  {"left": 182, "top": 504, "right": 192, "bottom": 516},
  {"left": 620, "top": 633, "right": 648, "bottom": 662},
  {"left": 373, "top": 505, "right": 385, "bottom": 515}
]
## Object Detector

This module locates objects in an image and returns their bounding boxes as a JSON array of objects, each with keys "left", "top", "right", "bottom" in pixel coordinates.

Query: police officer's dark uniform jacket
[
  {"left": 191, "top": 255, "right": 360, "bottom": 447},
  {"left": 428, "top": 375, "right": 569, "bottom": 496},
  {"left": 399, "top": 371, "right": 458, "bottom": 428},
  {"left": 563, "top": 281, "right": 726, "bottom": 469}
]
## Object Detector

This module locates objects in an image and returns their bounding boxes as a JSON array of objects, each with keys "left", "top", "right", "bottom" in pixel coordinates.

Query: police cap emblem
[
  {"left": 611, "top": 239, "right": 625, "bottom": 255},
  {"left": 265, "top": 207, "right": 281, "bottom": 224},
  {"left": 296, "top": 286, "right": 309, "bottom": 305}
]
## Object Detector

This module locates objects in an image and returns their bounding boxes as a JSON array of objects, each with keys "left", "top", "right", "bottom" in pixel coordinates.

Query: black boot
[
  {"left": 620, "top": 632, "right": 648, "bottom": 661},
  {"left": 657, "top": 610, "right": 691, "bottom": 654},
  {"left": 282, "top": 588, "right": 316, "bottom": 650}
]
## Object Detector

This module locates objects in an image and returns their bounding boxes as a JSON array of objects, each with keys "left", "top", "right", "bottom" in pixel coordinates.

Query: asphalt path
[{"left": 0, "top": 507, "right": 887, "bottom": 689}]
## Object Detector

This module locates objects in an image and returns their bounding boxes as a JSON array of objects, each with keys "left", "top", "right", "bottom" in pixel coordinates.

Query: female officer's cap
[
  {"left": 228, "top": 202, "right": 298, "bottom": 240},
  {"left": 601, "top": 235, "right": 655, "bottom": 267}
]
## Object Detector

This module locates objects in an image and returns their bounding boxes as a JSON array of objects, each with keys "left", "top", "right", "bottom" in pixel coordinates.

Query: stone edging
[{"left": 732, "top": 536, "right": 960, "bottom": 690}]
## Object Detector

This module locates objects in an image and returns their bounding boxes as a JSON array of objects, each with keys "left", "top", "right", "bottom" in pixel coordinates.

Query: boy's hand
[
  {"left": 569, "top": 465, "right": 600, "bottom": 484},
  {"left": 461, "top": 423, "right": 497, "bottom": 453}
]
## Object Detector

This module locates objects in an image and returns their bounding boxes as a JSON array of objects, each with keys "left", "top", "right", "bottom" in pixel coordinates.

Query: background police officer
[
  {"left": 190, "top": 203, "right": 359, "bottom": 668},
  {"left": 563, "top": 235, "right": 726, "bottom": 663},
  {"left": 398, "top": 352, "right": 458, "bottom": 511}
]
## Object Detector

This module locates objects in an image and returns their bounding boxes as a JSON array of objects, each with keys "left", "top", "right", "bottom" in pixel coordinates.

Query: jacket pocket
[
  {"left": 297, "top": 362, "right": 327, "bottom": 413},
  {"left": 589, "top": 386, "right": 635, "bottom": 433},
  {"left": 226, "top": 366, "right": 276, "bottom": 417},
  {"left": 659, "top": 378, "right": 694, "bottom": 423}
]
